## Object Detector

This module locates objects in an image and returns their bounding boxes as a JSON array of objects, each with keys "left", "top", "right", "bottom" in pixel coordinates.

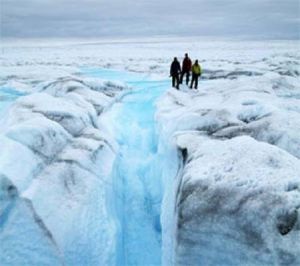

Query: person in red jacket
[{"left": 180, "top": 53, "right": 192, "bottom": 85}]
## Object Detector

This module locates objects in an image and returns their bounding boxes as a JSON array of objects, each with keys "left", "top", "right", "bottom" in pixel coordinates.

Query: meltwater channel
[{"left": 83, "top": 68, "right": 179, "bottom": 266}]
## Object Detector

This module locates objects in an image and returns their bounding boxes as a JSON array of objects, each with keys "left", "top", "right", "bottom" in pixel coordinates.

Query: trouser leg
[
  {"left": 186, "top": 72, "right": 190, "bottom": 85},
  {"left": 175, "top": 74, "right": 180, "bottom": 89},
  {"left": 190, "top": 74, "right": 195, "bottom": 88},
  {"left": 180, "top": 72, "right": 184, "bottom": 84},
  {"left": 172, "top": 76, "right": 175, "bottom": 87},
  {"left": 195, "top": 75, "right": 198, "bottom": 89}
]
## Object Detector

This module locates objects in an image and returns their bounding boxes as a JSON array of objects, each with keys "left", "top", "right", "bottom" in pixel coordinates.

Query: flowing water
[{"left": 84, "top": 68, "right": 172, "bottom": 265}]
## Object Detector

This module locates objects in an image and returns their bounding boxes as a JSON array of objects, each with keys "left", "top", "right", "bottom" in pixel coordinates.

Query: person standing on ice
[
  {"left": 180, "top": 53, "right": 192, "bottom": 85},
  {"left": 170, "top": 57, "right": 181, "bottom": 89},
  {"left": 190, "top": 60, "right": 202, "bottom": 89}
]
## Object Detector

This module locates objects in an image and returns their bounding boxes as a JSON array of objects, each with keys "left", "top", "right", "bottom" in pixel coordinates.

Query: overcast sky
[{"left": 1, "top": 0, "right": 300, "bottom": 39}]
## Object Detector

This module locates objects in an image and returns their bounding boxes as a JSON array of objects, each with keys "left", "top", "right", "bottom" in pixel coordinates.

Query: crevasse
[{"left": 94, "top": 69, "right": 180, "bottom": 266}]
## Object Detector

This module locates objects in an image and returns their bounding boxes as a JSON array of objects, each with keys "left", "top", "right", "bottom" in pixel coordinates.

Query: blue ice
[
  {"left": 82, "top": 68, "right": 171, "bottom": 266},
  {"left": 0, "top": 87, "right": 27, "bottom": 118}
]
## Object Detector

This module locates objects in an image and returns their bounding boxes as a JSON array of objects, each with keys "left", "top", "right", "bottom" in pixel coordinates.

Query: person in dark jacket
[
  {"left": 170, "top": 57, "right": 181, "bottom": 89},
  {"left": 190, "top": 60, "right": 202, "bottom": 89},
  {"left": 180, "top": 53, "right": 192, "bottom": 85}
]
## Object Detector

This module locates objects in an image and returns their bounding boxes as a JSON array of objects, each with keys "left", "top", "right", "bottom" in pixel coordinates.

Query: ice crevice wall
[
  {"left": 155, "top": 72, "right": 300, "bottom": 266},
  {"left": 0, "top": 76, "right": 130, "bottom": 265}
]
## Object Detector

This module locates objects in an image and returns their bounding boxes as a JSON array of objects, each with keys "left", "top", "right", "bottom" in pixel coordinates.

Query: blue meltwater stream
[{"left": 83, "top": 68, "right": 174, "bottom": 266}]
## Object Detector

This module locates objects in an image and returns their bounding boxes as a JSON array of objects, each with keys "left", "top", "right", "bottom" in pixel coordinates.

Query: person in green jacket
[{"left": 190, "top": 60, "right": 202, "bottom": 89}]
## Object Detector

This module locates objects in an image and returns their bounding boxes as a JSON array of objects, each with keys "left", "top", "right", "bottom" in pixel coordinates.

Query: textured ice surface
[
  {"left": 156, "top": 54, "right": 300, "bottom": 265},
  {"left": 173, "top": 135, "right": 300, "bottom": 266},
  {"left": 1, "top": 39, "right": 299, "bottom": 89},
  {"left": 0, "top": 75, "right": 127, "bottom": 265}
]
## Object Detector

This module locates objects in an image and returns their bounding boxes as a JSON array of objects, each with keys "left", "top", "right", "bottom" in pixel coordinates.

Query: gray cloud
[{"left": 1, "top": 0, "right": 299, "bottom": 39}]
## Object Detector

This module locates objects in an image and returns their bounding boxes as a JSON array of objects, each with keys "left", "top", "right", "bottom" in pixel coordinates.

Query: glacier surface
[
  {"left": 156, "top": 71, "right": 300, "bottom": 265},
  {"left": 0, "top": 75, "right": 129, "bottom": 265},
  {"left": 0, "top": 39, "right": 299, "bottom": 265}
]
